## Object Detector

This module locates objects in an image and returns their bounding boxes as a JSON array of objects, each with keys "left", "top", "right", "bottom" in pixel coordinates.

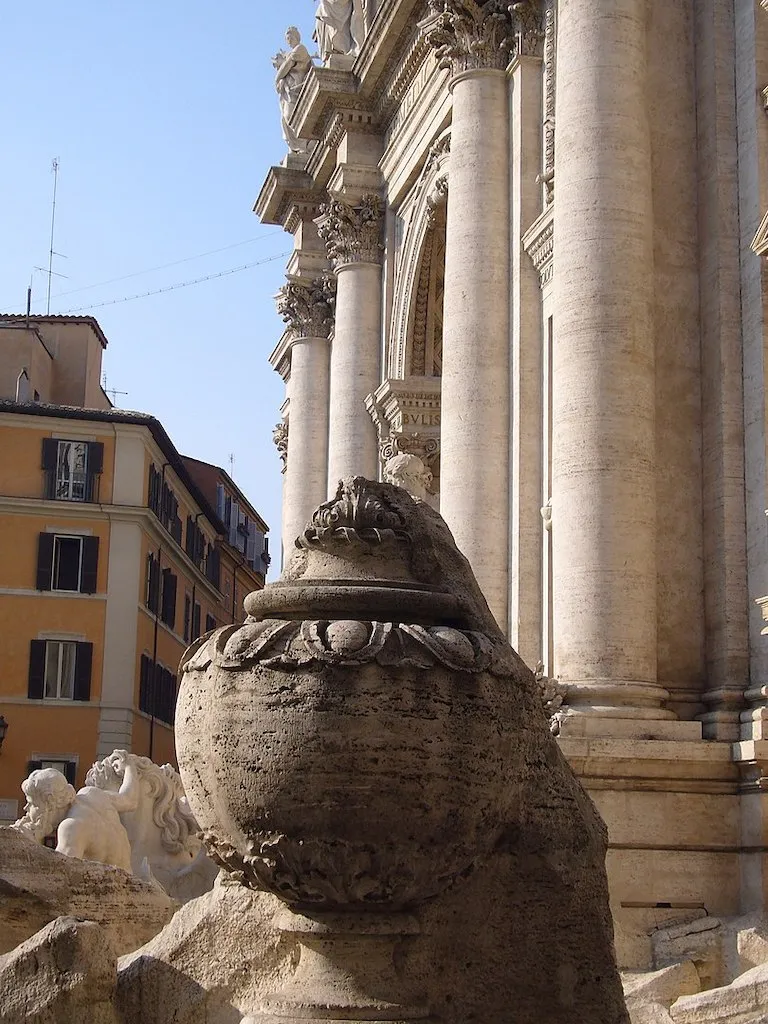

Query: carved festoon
[
  {"left": 423, "top": 0, "right": 544, "bottom": 75},
  {"left": 276, "top": 276, "right": 336, "bottom": 339},
  {"left": 315, "top": 193, "right": 384, "bottom": 266},
  {"left": 273, "top": 421, "right": 289, "bottom": 472}
]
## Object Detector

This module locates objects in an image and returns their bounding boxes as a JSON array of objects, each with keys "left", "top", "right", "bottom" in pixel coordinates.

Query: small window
[
  {"left": 183, "top": 594, "right": 191, "bottom": 643},
  {"left": 205, "top": 613, "right": 216, "bottom": 633},
  {"left": 44, "top": 641, "right": 77, "bottom": 699},
  {"left": 42, "top": 439, "right": 103, "bottom": 502},
  {"left": 37, "top": 533, "right": 99, "bottom": 594}
]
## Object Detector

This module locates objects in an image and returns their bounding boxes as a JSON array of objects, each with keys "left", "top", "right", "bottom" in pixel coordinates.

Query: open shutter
[
  {"left": 28, "top": 640, "right": 46, "bottom": 699},
  {"left": 36, "top": 533, "right": 54, "bottom": 591},
  {"left": 41, "top": 438, "right": 58, "bottom": 498},
  {"left": 162, "top": 570, "right": 177, "bottom": 629},
  {"left": 85, "top": 442, "right": 104, "bottom": 502},
  {"left": 139, "top": 655, "right": 149, "bottom": 711},
  {"left": 64, "top": 762, "right": 77, "bottom": 785},
  {"left": 192, "top": 603, "right": 201, "bottom": 641},
  {"left": 80, "top": 536, "right": 99, "bottom": 594},
  {"left": 73, "top": 642, "right": 93, "bottom": 702},
  {"left": 41, "top": 438, "right": 58, "bottom": 471},
  {"left": 26, "top": 759, "right": 43, "bottom": 776}
]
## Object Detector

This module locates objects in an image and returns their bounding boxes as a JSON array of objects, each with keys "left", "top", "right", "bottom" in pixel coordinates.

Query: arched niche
[{"left": 388, "top": 133, "right": 449, "bottom": 380}]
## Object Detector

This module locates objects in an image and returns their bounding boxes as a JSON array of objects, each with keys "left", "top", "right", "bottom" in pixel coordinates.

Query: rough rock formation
[
  {"left": 0, "top": 916, "right": 117, "bottom": 1024},
  {"left": 0, "top": 826, "right": 178, "bottom": 955}
]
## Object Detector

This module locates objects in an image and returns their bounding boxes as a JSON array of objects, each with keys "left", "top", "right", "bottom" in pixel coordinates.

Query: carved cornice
[
  {"left": 273, "top": 422, "right": 289, "bottom": 473},
  {"left": 315, "top": 193, "right": 384, "bottom": 267},
  {"left": 275, "top": 276, "right": 336, "bottom": 339},
  {"left": 522, "top": 206, "right": 554, "bottom": 287},
  {"left": 422, "top": 0, "right": 544, "bottom": 76}
]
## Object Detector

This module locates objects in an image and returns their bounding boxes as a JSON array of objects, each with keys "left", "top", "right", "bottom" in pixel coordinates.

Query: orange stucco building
[{"left": 0, "top": 315, "right": 269, "bottom": 822}]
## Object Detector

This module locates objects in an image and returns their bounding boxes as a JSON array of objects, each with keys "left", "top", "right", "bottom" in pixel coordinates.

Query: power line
[
  {"left": 60, "top": 251, "right": 292, "bottom": 314},
  {"left": 48, "top": 232, "right": 283, "bottom": 301}
]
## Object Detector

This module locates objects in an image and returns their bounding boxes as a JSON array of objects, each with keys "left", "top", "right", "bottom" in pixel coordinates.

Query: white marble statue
[
  {"left": 314, "top": 0, "right": 366, "bottom": 63},
  {"left": 272, "top": 27, "right": 313, "bottom": 153},
  {"left": 383, "top": 452, "right": 433, "bottom": 500},
  {"left": 85, "top": 750, "right": 218, "bottom": 899},
  {"left": 12, "top": 753, "right": 139, "bottom": 872},
  {"left": 12, "top": 751, "right": 218, "bottom": 900}
]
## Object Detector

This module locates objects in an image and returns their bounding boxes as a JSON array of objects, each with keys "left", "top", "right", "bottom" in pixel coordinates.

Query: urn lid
[{"left": 244, "top": 477, "right": 468, "bottom": 627}]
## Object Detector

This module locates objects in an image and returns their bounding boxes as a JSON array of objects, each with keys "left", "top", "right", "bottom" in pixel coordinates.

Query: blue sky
[{"left": 0, "top": 2, "right": 320, "bottom": 572}]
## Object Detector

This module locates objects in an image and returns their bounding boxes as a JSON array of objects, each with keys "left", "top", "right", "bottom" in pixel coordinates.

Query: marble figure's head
[
  {"left": 20, "top": 768, "right": 76, "bottom": 836},
  {"left": 286, "top": 26, "right": 301, "bottom": 47}
]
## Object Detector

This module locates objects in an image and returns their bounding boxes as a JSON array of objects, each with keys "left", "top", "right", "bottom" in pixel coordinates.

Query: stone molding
[
  {"left": 315, "top": 193, "right": 384, "bottom": 267},
  {"left": 539, "top": 0, "right": 556, "bottom": 204},
  {"left": 366, "top": 376, "right": 441, "bottom": 492},
  {"left": 422, "top": 0, "right": 544, "bottom": 75},
  {"left": 275, "top": 276, "right": 336, "bottom": 339},
  {"left": 273, "top": 421, "right": 289, "bottom": 473},
  {"left": 522, "top": 205, "right": 554, "bottom": 287}
]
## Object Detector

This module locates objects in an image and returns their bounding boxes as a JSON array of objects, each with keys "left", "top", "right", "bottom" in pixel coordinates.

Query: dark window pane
[{"left": 52, "top": 537, "right": 82, "bottom": 591}]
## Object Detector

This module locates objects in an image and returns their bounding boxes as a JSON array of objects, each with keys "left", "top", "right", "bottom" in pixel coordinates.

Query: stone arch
[{"left": 388, "top": 132, "right": 450, "bottom": 380}]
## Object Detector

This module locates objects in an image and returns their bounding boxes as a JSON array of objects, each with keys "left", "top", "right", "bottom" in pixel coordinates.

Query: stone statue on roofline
[
  {"left": 272, "top": 26, "right": 313, "bottom": 153},
  {"left": 314, "top": 0, "right": 366, "bottom": 64}
]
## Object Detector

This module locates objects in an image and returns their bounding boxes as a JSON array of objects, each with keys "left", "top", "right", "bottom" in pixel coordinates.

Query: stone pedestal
[{"left": 551, "top": 0, "right": 667, "bottom": 721}]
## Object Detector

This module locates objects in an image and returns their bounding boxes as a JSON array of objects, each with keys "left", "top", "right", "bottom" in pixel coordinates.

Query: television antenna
[
  {"left": 102, "top": 374, "right": 128, "bottom": 407},
  {"left": 228, "top": 453, "right": 236, "bottom": 479},
  {"left": 40, "top": 158, "right": 68, "bottom": 314}
]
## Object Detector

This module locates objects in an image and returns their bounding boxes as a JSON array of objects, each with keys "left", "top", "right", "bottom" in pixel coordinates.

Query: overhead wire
[
  {"left": 59, "top": 250, "right": 292, "bottom": 314},
  {"left": 48, "top": 231, "right": 283, "bottom": 300}
]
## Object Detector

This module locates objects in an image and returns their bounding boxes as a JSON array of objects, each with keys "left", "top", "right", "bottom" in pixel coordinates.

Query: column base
[
  {"left": 557, "top": 715, "right": 702, "bottom": 741},
  {"left": 558, "top": 679, "right": 677, "bottom": 727}
]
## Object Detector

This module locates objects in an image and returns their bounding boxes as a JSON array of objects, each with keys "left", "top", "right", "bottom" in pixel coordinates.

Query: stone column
[
  {"left": 316, "top": 194, "right": 383, "bottom": 491},
  {"left": 423, "top": 0, "right": 541, "bottom": 629},
  {"left": 551, "top": 0, "right": 670, "bottom": 720},
  {"left": 275, "top": 277, "right": 335, "bottom": 551}
]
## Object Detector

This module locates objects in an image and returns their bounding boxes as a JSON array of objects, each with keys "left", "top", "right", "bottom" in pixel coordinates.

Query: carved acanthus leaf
[
  {"left": 315, "top": 194, "right": 384, "bottom": 267},
  {"left": 422, "top": 0, "right": 543, "bottom": 74},
  {"left": 276, "top": 276, "right": 336, "bottom": 339}
]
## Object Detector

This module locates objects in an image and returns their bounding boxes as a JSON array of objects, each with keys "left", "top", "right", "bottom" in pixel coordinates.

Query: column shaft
[
  {"left": 552, "top": 0, "right": 667, "bottom": 717},
  {"left": 283, "top": 336, "right": 330, "bottom": 551},
  {"left": 441, "top": 68, "right": 510, "bottom": 629},
  {"left": 327, "top": 261, "right": 381, "bottom": 489}
]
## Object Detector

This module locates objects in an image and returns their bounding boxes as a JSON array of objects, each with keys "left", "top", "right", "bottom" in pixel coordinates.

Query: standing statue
[
  {"left": 314, "top": 0, "right": 366, "bottom": 63},
  {"left": 272, "top": 27, "right": 313, "bottom": 153},
  {"left": 11, "top": 752, "right": 139, "bottom": 872}
]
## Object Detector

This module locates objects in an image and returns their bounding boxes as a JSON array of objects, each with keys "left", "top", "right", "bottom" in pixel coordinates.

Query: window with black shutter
[
  {"left": 192, "top": 602, "right": 201, "bottom": 642},
  {"left": 161, "top": 569, "right": 177, "bottom": 628},
  {"left": 139, "top": 654, "right": 150, "bottom": 712},
  {"left": 205, "top": 613, "right": 216, "bottom": 634},
  {"left": 206, "top": 546, "right": 221, "bottom": 589}
]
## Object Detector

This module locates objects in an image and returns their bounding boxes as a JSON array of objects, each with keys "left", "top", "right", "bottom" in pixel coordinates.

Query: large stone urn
[{"left": 176, "top": 478, "right": 525, "bottom": 1023}]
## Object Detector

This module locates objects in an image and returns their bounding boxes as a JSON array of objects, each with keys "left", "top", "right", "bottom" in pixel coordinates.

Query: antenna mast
[{"left": 46, "top": 158, "right": 59, "bottom": 314}]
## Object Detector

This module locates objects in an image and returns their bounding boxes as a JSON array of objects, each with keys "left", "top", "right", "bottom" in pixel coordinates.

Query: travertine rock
[
  {"left": 623, "top": 962, "right": 701, "bottom": 1010},
  {"left": 738, "top": 923, "right": 768, "bottom": 975},
  {"left": 652, "top": 917, "right": 724, "bottom": 989},
  {"left": 670, "top": 961, "right": 768, "bottom": 1022},
  {"left": 0, "top": 826, "right": 177, "bottom": 955},
  {"left": 0, "top": 916, "right": 117, "bottom": 1024}
]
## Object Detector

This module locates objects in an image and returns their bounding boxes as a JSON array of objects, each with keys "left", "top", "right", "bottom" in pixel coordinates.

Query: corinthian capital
[
  {"left": 423, "top": 0, "right": 543, "bottom": 74},
  {"left": 276, "top": 276, "right": 336, "bottom": 339},
  {"left": 315, "top": 194, "right": 384, "bottom": 268}
]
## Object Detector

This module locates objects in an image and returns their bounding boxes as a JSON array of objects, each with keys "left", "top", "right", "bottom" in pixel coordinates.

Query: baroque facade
[{"left": 257, "top": 0, "right": 768, "bottom": 968}]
